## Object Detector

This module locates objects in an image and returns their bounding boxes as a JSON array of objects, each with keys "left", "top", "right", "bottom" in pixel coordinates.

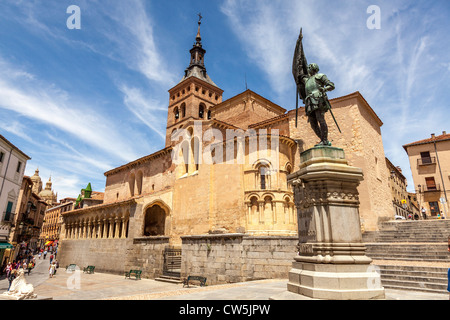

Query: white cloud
[
  {"left": 220, "top": 0, "right": 450, "bottom": 191},
  {"left": 95, "top": 0, "right": 178, "bottom": 86},
  {"left": 120, "top": 85, "right": 167, "bottom": 140},
  {"left": 0, "top": 56, "right": 139, "bottom": 163}
]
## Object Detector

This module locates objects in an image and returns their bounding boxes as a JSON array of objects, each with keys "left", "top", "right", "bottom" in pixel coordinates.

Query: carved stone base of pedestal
[
  {"left": 286, "top": 261, "right": 385, "bottom": 300},
  {"left": 275, "top": 145, "right": 386, "bottom": 300}
]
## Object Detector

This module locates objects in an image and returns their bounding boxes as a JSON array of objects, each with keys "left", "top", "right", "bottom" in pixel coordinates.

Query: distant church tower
[
  {"left": 165, "top": 14, "right": 224, "bottom": 146},
  {"left": 38, "top": 176, "right": 58, "bottom": 206},
  {"left": 30, "top": 168, "right": 43, "bottom": 194}
]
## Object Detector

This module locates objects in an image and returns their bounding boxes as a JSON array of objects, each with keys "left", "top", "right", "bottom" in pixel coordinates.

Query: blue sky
[{"left": 0, "top": 0, "right": 449, "bottom": 199}]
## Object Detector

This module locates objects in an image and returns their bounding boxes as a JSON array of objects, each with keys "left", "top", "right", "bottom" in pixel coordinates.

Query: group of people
[
  {"left": 3, "top": 258, "right": 35, "bottom": 291},
  {"left": 2, "top": 247, "right": 60, "bottom": 291},
  {"left": 37, "top": 248, "right": 59, "bottom": 278}
]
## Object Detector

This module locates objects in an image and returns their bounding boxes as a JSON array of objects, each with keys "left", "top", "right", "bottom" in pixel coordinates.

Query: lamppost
[{"left": 417, "top": 184, "right": 426, "bottom": 220}]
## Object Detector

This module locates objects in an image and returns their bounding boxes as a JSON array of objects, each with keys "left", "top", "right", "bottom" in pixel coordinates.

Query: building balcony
[
  {"left": 422, "top": 183, "right": 441, "bottom": 192},
  {"left": 417, "top": 156, "right": 436, "bottom": 166}
]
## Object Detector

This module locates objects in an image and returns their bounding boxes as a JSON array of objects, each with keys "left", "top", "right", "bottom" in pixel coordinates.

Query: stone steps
[
  {"left": 154, "top": 274, "right": 183, "bottom": 285},
  {"left": 377, "top": 265, "right": 448, "bottom": 293},
  {"left": 365, "top": 220, "right": 450, "bottom": 294}
]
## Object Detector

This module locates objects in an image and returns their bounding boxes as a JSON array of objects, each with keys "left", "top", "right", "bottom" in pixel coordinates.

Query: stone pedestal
[{"left": 279, "top": 146, "right": 384, "bottom": 300}]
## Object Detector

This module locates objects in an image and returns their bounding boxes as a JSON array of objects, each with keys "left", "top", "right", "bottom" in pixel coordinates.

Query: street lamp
[{"left": 417, "top": 184, "right": 426, "bottom": 219}]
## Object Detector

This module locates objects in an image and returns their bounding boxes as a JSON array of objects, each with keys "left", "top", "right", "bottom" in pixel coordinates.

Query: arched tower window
[
  {"left": 174, "top": 107, "right": 179, "bottom": 121},
  {"left": 199, "top": 103, "right": 205, "bottom": 118},
  {"left": 181, "top": 103, "right": 186, "bottom": 118}
]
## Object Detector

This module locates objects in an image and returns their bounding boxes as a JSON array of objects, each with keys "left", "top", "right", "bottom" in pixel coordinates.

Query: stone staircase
[
  {"left": 364, "top": 219, "right": 450, "bottom": 294},
  {"left": 155, "top": 274, "right": 183, "bottom": 285},
  {"left": 154, "top": 253, "right": 183, "bottom": 284}
]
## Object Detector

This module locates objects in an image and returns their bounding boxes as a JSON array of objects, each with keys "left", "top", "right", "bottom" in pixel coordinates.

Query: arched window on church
[
  {"left": 174, "top": 107, "right": 179, "bottom": 121},
  {"left": 199, "top": 104, "right": 205, "bottom": 118},
  {"left": 181, "top": 103, "right": 186, "bottom": 118},
  {"left": 207, "top": 109, "right": 212, "bottom": 120},
  {"left": 181, "top": 140, "right": 190, "bottom": 174},
  {"left": 191, "top": 137, "right": 200, "bottom": 172},
  {"left": 254, "top": 161, "right": 271, "bottom": 190},
  {"left": 264, "top": 196, "right": 274, "bottom": 222},
  {"left": 250, "top": 196, "right": 259, "bottom": 219},
  {"left": 136, "top": 170, "right": 143, "bottom": 195},
  {"left": 260, "top": 166, "right": 269, "bottom": 190},
  {"left": 129, "top": 173, "right": 135, "bottom": 197}
]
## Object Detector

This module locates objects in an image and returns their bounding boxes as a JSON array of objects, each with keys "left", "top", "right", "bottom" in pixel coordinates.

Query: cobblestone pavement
[{"left": 0, "top": 257, "right": 448, "bottom": 300}]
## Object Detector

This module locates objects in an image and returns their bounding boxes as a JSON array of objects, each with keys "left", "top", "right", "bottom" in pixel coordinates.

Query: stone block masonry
[{"left": 181, "top": 234, "right": 298, "bottom": 285}]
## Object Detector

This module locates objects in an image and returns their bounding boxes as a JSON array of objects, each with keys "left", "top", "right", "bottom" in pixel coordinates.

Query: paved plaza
[{"left": 0, "top": 255, "right": 448, "bottom": 301}]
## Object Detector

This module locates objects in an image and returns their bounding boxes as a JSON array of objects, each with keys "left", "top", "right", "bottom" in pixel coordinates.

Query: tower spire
[
  {"left": 179, "top": 14, "right": 218, "bottom": 87},
  {"left": 196, "top": 13, "right": 202, "bottom": 44}
]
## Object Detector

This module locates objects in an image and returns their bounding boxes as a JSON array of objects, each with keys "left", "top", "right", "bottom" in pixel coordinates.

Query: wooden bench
[
  {"left": 83, "top": 266, "right": 95, "bottom": 274},
  {"left": 65, "top": 264, "right": 77, "bottom": 272},
  {"left": 183, "top": 275, "right": 207, "bottom": 287},
  {"left": 125, "top": 270, "right": 142, "bottom": 280}
]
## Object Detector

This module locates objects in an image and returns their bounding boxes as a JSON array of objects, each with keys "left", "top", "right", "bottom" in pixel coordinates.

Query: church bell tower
[{"left": 165, "top": 14, "right": 224, "bottom": 147}]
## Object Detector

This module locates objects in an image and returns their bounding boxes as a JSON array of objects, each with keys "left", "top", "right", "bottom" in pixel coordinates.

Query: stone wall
[
  {"left": 287, "top": 92, "right": 394, "bottom": 231},
  {"left": 58, "top": 238, "right": 130, "bottom": 275},
  {"left": 125, "top": 236, "right": 169, "bottom": 279},
  {"left": 181, "top": 234, "right": 297, "bottom": 285},
  {"left": 58, "top": 236, "right": 169, "bottom": 278}
]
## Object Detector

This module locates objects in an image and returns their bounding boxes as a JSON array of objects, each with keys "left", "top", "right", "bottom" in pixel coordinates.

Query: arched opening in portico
[{"left": 143, "top": 204, "right": 168, "bottom": 236}]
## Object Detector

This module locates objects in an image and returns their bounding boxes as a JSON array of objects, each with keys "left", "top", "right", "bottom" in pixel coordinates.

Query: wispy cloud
[
  {"left": 220, "top": 0, "right": 450, "bottom": 191},
  {"left": 0, "top": 56, "right": 138, "bottom": 162},
  {"left": 120, "top": 85, "right": 167, "bottom": 140},
  {"left": 94, "top": 0, "right": 178, "bottom": 86},
  {"left": 0, "top": 121, "right": 33, "bottom": 143}
]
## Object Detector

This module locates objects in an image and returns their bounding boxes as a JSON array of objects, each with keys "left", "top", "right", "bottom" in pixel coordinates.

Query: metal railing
[
  {"left": 417, "top": 156, "right": 436, "bottom": 166},
  {"left": 422, "top": 183, "right": 441, "bottom": 192}
]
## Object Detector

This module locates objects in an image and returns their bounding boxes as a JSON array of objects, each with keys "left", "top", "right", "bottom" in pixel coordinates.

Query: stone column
[
  {"left": 96, "top": 219, "right": 101, "bottom": 238},
  {"left": 245, "top": 201, "right": 251, "bottom": 226},
  {"left": 279, "top": 146, "right": 385, "bottom": 300},
  {"left": 102, "top": 219, "right": 108, "bottom": 239},
  {"left": 108, "top": 218, "right": 114, "bottom": 239},
  {"left": 66, "top": 223, "right": 71, "bottom": 239},
  {"left": 114, "top": 217, "right": 120, "bottom": 238},
  {"left": 121, "top": 217, "right": 128, "bottom": 238}
]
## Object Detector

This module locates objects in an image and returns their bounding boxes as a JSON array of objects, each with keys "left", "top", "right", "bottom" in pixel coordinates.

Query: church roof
[{"left": 179, "top": 65, "right": 218, "bottom": 87}]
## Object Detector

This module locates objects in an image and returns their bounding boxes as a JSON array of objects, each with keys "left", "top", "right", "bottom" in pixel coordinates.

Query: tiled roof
[{"left": 403, "top": 132, "right": 450, "bottom": 150}]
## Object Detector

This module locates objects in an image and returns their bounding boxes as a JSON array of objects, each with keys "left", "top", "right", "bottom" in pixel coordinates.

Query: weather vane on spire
[{"left": 198, "top": 12, "right": 202, "bottom": 24}]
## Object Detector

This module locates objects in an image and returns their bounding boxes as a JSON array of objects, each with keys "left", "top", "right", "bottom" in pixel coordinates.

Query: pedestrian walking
[
  {"left": 4, "top": 262, "right": 12, "bottom": 278},
  {"left": 49, "top": 261, "right": 56, "bottom": 278},
  {"left": 27, "top": 261, "right": 33, "bottom": 275},
  {"left": 54, "top": 260, "right": 59, "bottom": 275},
  {"left": 43, "top": 250, "right": 47, "bottom": 259},
  {"left": 7, "top": 269, "right": 16, "bottom": 291}
]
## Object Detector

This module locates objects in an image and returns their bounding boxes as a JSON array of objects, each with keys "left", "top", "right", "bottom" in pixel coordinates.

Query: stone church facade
[{"left": 58, "top": 21, "right": 393, "bottom": 283}]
